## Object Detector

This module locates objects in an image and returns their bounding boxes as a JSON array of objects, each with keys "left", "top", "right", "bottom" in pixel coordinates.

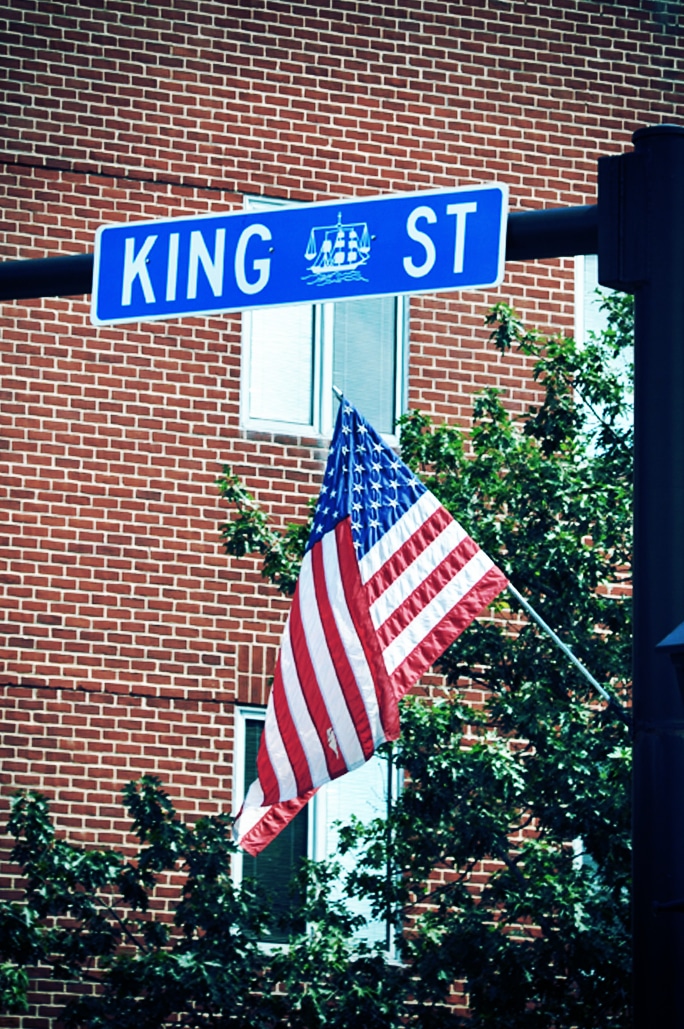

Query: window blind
[
  {"left": 247, "top": 305, "right": 315, "bottom": 426},
  {"left": 332, "top": 296, "right": 397, "bottom": 434}
]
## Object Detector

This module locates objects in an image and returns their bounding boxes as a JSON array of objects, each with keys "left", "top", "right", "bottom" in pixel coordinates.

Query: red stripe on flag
[
  {"left": 238, "top": 789, "right": 316, "bottom": 858},
  {"left": 288, "top": 578, "right": 350, "bottom": 781},
  {"left": 335, "top": 520, "right": 402, "bottom": 730},
  {"left": 254, "top": 714, "right": 284, "bottom": 807},
  {"left": 263, "top": 648, "right": 314, "bottom": 802},
  {"left": 310, "top": 540, "right": 375, "bottom": 761},
  {"left": 389, "top": 564, "right": 509, "bottom": 698},
  {"left": 374, "top": 535, "right": 481, "bottom": 650},
  {"left": 364, "top": 505, "right": 455, "bottom": 605}
]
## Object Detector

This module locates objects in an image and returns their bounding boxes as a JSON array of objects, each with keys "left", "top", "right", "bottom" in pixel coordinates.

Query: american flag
[{"left": 234, "top": 398, "right": 508, "bottom": 855}]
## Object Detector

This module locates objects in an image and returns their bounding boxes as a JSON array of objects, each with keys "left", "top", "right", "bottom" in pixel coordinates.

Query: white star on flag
[{"left": 233, "top": 398, "right": 508, "bottom": 855}]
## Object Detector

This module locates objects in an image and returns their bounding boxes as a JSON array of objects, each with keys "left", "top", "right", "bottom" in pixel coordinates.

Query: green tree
[
  {"left": 0, "top": 776, "right": 406, "bottom": 1027},
  {"left": 0, "top": 297, "right": 633, "bottom": 1027}
]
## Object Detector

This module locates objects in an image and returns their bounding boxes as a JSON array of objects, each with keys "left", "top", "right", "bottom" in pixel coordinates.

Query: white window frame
[
  {"left": 240, "top": 196, "right": 408, "bottom": 441},
  {"left": 232, "top": 704, "right": 402, "bottom": 952}
]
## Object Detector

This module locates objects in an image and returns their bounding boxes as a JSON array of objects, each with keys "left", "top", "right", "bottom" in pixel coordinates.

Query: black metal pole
[
  {"left": 599, "top": 123, "right": 684, "bottom": 1028},
  {"left": 0, "top": 252, "right": 94, "bottom": 301},
  {"left": 506, "top": 203, "right": 597, "bottom": 261}
]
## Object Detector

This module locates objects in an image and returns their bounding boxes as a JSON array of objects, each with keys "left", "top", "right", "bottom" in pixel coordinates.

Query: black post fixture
[{"left": 599, "top": 124, "right": 684, "bottom": 1028}]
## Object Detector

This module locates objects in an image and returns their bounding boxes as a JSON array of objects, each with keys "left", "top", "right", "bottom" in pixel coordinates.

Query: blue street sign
[{"left": 91, "top": 185, "right": 508, "bottom": 326}]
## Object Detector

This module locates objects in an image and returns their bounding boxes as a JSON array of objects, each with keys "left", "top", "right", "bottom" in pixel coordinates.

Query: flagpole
[
  {"left": 506, "top": 582, "right": 630, "bottom": 724},
  {"left": 385, "top": 742, "right": 393, "bottom": 953}
]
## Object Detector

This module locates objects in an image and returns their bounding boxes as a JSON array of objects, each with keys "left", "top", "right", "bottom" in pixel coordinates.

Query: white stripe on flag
[
  {"left": 382, "top": 549, "right": 495, "bottom": 675},
  {"left": 261, "top": 698, "right": 299, "bottom": 800},
  {"left": 241, "top": 777, "right": 265, "bottom": 813},
  {"left": 297, "top": 550, "right": 366, "bottom": 771},
  {"left": 369, "top": 519, "right": 469, "bottom": 630},
  {"left": 357, "top": 491, "right": 441, "bottom": 584},
  {"left": 321, "top": 530, "right": 385, "bottom": 750},
  {"left": 280, "top": 622, "right": 330, "bottom": 790},
  {"left": 238, "top": 778, "right": 266, "bottom": 835},
  {"left": 234, "top": 802, "right": 270, "bottom": 845}
]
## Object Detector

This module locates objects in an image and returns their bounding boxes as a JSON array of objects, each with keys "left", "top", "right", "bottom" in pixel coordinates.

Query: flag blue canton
[{"left": 306, "top": 399, "right": 425, "bottom": 558}]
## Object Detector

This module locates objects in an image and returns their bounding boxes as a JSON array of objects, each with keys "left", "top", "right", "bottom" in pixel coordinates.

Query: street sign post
[{"left": 90, "top": 185, "right": 508, "bottom": 325}]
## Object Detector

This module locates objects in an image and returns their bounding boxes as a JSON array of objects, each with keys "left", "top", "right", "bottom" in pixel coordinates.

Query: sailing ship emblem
[{"left": 302, "top": 212, "right": 372, "bottom": 285}]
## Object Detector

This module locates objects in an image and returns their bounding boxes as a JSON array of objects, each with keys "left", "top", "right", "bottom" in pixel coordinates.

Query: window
[
  {"left": 235, "top": 713, "right": 308, "bottom": 944},
  {"left": 233, "top": 707, "right": 401, "bottom": 948},
  {"left": 574, "top": 254, "right": 632, "bottom": 433},
  {"left": 241, "top": 197, "right": 407, "bottom": 438},
  {"left": 574, "top": 254, "right": 609, "bottom": 345}
]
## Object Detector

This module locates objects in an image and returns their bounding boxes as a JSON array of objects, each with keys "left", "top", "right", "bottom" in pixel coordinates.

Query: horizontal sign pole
[{"left": 0, "top": 203, "right": 599, "bottom": 306}]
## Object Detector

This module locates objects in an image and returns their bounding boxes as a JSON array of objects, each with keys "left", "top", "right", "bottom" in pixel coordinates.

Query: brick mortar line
[
  {"left": 0, "top": 678, "right": 238, "bottom": 707},
  {"left": 0, "top": 155, "right": 238, "bottom": 196}
]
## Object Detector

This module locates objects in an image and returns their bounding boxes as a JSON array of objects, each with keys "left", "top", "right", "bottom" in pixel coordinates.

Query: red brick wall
[{"left": 1, "top": 0, "right": 683, "bottom": 1022}]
